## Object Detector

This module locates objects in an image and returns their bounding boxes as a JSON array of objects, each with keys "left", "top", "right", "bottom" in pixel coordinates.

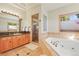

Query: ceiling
[
  {"left": 9, "top": 3, "right": 41, "bottom": 11},
  {"left": 42, "top": 3, "right": 72, "bottom": 12},
  {"left": 9, "top": 3, "right": 72, "bottom": 12}
]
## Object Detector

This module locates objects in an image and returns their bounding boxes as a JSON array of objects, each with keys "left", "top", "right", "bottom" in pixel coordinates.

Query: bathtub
[{"left": 45, "top": 37, "right": 79, "bottom": 56}]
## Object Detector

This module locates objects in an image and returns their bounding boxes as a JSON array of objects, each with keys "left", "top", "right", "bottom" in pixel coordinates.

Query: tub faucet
[
  {"left": 53, "top": 41, "right": 59, "bottom": 47},
  {"left": 53, "top": 41, "right": 59, "bottom": 45}
]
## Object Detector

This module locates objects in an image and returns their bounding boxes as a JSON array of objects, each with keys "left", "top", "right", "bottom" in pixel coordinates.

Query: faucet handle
[
  {"left": 50, "top": 40, "right": 52, "bottom": 43},
  {"left": 53, "top": 41, "right": 56, "bottom": 45},
  {"left": 50, "top": 40, "right": 52, "bottom": 44}
]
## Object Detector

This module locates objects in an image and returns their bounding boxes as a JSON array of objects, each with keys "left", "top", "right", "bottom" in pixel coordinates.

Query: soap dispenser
[{"left": 24, "top": 26, "right": 29, "bottom": 32}]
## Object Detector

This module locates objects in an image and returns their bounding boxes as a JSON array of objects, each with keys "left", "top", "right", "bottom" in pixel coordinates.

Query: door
[{"left": 32, "top": 14, "right": 39, "bottom": 43}]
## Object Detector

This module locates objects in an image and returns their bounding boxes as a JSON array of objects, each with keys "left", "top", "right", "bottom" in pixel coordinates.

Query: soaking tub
[{"left": 45, "top": 37, "right": 79, "bottom": 56}]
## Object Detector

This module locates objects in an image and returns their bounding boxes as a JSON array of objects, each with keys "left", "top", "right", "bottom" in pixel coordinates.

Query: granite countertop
[{"left": 0, "top": 31, "right": 30, "bottom": 38}]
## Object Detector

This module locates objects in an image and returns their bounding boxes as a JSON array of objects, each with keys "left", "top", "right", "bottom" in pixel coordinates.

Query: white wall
[
  {"left": 25, "top": 4, "right": 48, "bottom": 34},
  {"left": 48, "top": 4, "right": 79, "bottom": 32},
  {"left": 26, "top": 5, "right": 41, "bottom": 31}
]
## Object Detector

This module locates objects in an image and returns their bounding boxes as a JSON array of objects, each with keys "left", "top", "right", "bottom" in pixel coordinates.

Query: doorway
[{"left": 32, "top": 14, "right": 39, "bottom": 43}]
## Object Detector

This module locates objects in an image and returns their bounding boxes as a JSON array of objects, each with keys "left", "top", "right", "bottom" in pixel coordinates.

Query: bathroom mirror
[
  {"left": 8, "top": 22, "right": 19, "bottom": 32},
  {"left": 59, "top": 12, "right": 79, "bottom": 32},
  {"left": 0, "top": 11, "right": 20, "bottom": 32}
]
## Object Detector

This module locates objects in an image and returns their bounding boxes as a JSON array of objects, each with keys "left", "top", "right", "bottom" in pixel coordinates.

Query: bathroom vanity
[{"left": 0, "top": 32, "right": 30, "bottom": 53}]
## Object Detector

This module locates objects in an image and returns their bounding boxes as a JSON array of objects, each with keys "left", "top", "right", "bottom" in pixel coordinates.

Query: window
[
  {"left": 60, "top": 12, "right": 79, "bottom": 32},
  {"left": 43, "top": 15, "right": 47, "bottom": 32}
]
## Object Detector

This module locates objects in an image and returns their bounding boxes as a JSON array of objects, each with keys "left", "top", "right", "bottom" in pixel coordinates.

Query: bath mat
[{"left": 25, "top": 43, "right": 38, "bottom": 51}]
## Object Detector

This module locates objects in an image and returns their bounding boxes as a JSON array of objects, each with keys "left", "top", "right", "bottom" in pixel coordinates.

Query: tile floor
[{"left": 0, "top": 42, "right": 44, "bottom": 56}]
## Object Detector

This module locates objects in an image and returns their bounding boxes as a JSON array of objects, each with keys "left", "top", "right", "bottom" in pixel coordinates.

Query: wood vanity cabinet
[
  {"left": 22, "top": 35, "right": 27, "bottom": 44},
  {"left": 25, "top": 33, "right": 30, "bottom": 43},
  {"left": 0, "top": 33, "right": 30, "bottom": 53},
  {"left": 0, "top": 40, "right": 2, "bottom": 51},
  {"left": 0, "top": 37, "right": 13, "bottom": 52},
  {"left": 19, "top": 34, "right": 30, "bottom": 45},
  {"left": 18, "top": 35, "right": 24, "bottom": 46},
  {"left": 15, "top": 34, "right": 30, "bottom": 47},
  {"left": 12, "top": 36, "right": 19, "bottom": 48}
]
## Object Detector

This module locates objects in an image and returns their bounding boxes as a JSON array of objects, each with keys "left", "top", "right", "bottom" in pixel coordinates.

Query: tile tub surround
[
  {"left": 48, "top": 32, "right": 79, "bottom": 40},
  {"left": 46, "top": 37, "right": 79, "bottom": 56}
]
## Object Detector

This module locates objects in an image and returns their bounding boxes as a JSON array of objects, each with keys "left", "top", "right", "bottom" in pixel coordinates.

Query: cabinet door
[
  {"left": 21, "top": 35, "right": 25, "bottom": 45},
  {"left": 1, "top": 37, "right": 12, "bottom": 52},
  {"left": 18, "top": 36, "right": 24, "bottom": 46},
  {"left": 22, "top": 35, "right": 26, "bottom": 44},
  {"left": 0, "top": 39, "right": 4, "bottom": 52},
  {"left": 12, "top": 36, "right": 19, "bottom": 48},
  {"left": 25, "top": 34, "right": 30, "bottom": 43}
]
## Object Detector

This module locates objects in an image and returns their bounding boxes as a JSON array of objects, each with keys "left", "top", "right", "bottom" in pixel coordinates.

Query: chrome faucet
[{"left": 53, "top": 41, "right": 59, "bottom": 47}]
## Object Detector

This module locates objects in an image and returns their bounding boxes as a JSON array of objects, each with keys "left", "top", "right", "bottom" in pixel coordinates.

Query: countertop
[{"left": 0, "top": 31, "right": 30, "bottom": 38}]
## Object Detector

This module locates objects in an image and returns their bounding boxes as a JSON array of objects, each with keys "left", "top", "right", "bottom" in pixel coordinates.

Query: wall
[
  {"left": 25, "top": 4, "right": 48, "bottom": 33},
  {"left": 48, "top": 4, "right": 79, "bottom": 32},
  {"left": 41, "top": 4, "right": 48, "bottom": 33},
  {"left": 26, "top": 5, "right": 41, "bottom": 31},
  {"left": 0, "top": 3, "right": 45, "bottom": 33},
  {"left": 25, "top": 4, "right": 42, "bottom": 42}
]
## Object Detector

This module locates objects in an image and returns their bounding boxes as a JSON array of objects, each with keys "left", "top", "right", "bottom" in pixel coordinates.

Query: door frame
[{"left": 31, "top": 13, "right": 39, "bottom": 43}]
